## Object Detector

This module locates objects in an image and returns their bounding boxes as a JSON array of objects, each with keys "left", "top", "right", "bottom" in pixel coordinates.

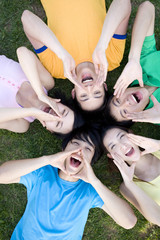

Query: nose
[
  {"left": 86, "top": 84, "right": 94, "bottom": 93},
  {"left": 120, "top": 143, "right": 128, "bottom": 151}
]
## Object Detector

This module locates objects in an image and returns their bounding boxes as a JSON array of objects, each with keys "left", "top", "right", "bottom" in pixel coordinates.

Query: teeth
[
  {"left": 71, "top": 154, "right": 82, "bottom": 162},
  {"left": 131, "top": 94, "right": 137, "bottom": 103},
  {"left": 125, "top": 148, "right": 131, "bottom": 155}
]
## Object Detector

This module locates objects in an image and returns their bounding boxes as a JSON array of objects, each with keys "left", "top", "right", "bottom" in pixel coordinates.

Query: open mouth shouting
[
  {"left": 130, "top": 92, "right": 143, "bottom": 104},
  {"left": 70, "top": 154, "right": 82, "bottom": 168},
  {"left": 81, "top": 74, "right": 93, "bottom": 85},
  {"left": 125, "top": 147, "right": 135, "bottom": 157},
  {"left": 42, "top": 107, "right": 58, "bottom": 117}
]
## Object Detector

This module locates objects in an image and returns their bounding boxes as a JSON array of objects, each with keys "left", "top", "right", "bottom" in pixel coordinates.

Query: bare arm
[
  {"left": 113, "top": 153, "right": 160, "bottom": 226},
  {"left": 120, "top": 181, "right": 160, "bottom": 226},
  {"left": 93, "top": 0, "right": 131, "bottom": 85},
  {"left": 114, "top": 1, "right": 155, "bottom": 97},
  {"left": 72, "top": 154, "right": 136, "bottom": 229},
  {"left": 21, "top": 10, "right": 82, "bottom": 88},
  {"left": 17, "top": 47, "right": 54, "bottom": 92},
  {"left": 0, "top": 148, "right": 80, "bottom": 184}
]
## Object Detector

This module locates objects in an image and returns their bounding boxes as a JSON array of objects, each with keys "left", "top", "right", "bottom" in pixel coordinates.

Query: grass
[{"left": 0, "top": 0, "right": 160, "bottom": 239}]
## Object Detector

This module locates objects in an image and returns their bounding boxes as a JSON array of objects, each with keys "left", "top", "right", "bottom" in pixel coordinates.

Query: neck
[{"left": 59, "top": 170, "right": 79, "bottom": 182}]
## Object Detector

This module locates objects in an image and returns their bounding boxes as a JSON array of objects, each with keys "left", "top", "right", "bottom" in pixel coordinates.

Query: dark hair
[
  {"left": 73, "top": 87, "right": 110, "bottom": 124},
  {"left": 50, "top": 90, "right": 85, "bottom": 138},
  {"left": 104, "top": 95, "right": 133, "bottom": 127},
  {"left": 62, "top": 124, "right": 103, "bottom": 164},
  {"left": 101, "top": 124, "right": 130, "bottom": 152}
]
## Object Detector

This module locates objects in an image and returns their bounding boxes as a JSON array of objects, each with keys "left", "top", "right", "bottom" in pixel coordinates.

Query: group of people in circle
[{"left": 1, "top": 0, "right": 160, "bottom": 239}]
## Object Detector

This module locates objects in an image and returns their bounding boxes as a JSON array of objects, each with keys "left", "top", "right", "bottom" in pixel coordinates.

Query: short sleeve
[
  {"left": 19, "top": 168, "right": 43, "bottom": 192},
  {"left": 90, "top": 186, "right": 104, "bottom": 209}
]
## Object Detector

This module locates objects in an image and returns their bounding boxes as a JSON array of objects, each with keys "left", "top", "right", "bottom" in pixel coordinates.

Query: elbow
[
  {"left": 138, "top": 1, "right": 155, "bottom": 15},
  {"left": 16, "top": 46, "right": 28, "bottom": 58},
  {"left": 21, "top": 10, "right": 32, "bottom": 27},
  {"left": 124, "top": 215, "right": 137, "bottom": 229},
  {"left": 122, "top": 216, "right": 137, "bottom": 229}
]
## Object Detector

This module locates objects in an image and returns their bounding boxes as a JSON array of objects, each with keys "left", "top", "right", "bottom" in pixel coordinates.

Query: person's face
[
  {"left": 103, "top": 128, "right": 141, "bottom": 162},
  {"left": 43, "top": 103, "right": 74, "bottom": 134},
  {"left": 64, "top": 138, "right": 95, "bottom": 175},
  {"left": 74, "top": 62, "right": 105, "bottom": 111},
  {"left": 109, "top": 87, "right": 150, "bottom": 121}
]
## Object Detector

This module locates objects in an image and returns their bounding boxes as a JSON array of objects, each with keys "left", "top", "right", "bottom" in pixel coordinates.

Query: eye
[
  {"left": 71, "top": 140, "right": 79, "bottom": 146},
  {"left": 115, "top": 98, "right": 120, "bottom": 104},
  {"left": 111, "top": 144, "right": 115, "bottom": 150},
  {"left": 81, "top": 94, "right": 87, "bottom": 98},
  {"left": 94, "top": 91, "right": 101, "bottom": 95},
  {"left": 85, "top": 147, "right": 92, "bottom": 152},
  {"left": 62, "top": 109, "right": 65, "bottom": 116},
  {"left": 123, "top": 109, "right": 127, "bottom": 114},
  {"left": 120, "top": 134, "right": 125, "bottom": 139}
]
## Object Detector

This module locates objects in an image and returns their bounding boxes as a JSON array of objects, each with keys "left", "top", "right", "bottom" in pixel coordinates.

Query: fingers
[
  {"left": 138, "top": 76, "right": 144, "bottom": 87},
  {"left": 126, "top": 111, "right": 149, "bottom": 121},
  {"left": 94, "top": 63, "right": 99, "bottom": 75},
  {"left": 127, "top": 133, "right": 146, "bottom": 146},
  {"left": 54, "top": 99, "right": 61, "bottom": 103},
  {"left": 151, "top": 94, "right": 159, "bottom": 105}
]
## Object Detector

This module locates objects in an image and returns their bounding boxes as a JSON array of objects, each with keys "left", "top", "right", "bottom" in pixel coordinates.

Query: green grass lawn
[{"left": 0, "top": 0, "right": 160, "bottom": 239}]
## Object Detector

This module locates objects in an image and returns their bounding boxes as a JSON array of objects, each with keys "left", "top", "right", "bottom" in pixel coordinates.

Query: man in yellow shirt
[{"left": 21, "top": 0, "right": 131, "bottom": 111}]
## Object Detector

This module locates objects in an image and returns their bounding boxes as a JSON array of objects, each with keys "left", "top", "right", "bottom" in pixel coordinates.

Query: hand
[
  {"left": 126, "top": 95, "right": 160, "bottom": 124},
  {"left": 127, "top": 133, "right": 160, "bottom": 156},
  {"left": 48, "top": 148, "right": 81, "bottom": 174},
  {"left": 112, "top": 153, "right": 136, "bottom": 182},
  {"left": 62, "top": 50, "right": 84, "bottom": 90},
  {"left": 70, "top": 151, "right": 96, "bottom": 183},
  {"left": 92, "top": 46, "right": 108, "bottom": 86},
  {"left": 113, "top": 59, "right": 143, "bottom": 98},
  {"left": 34, "top": 108, "right": 60, "bottom": 124},
  {"left": 38, "top": 94, "right": 62, "bottom": 117}
]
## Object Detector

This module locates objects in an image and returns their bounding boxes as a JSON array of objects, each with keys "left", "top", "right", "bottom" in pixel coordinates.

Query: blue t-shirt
[{"left": 11, "top": 166, "right": 104, "bottom": 240}]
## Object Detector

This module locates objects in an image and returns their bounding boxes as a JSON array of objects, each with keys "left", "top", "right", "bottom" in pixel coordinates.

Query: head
[
  {"left": 43, "top": 91, "right": 85, "bottom": 135},
  {"left": 107, "top": 86, "right": 150, "bottom": 122},
  {"left": 102, "top": 126, "right": 141, "bottom": 162},
  {"left": 62, "top": 125, "right": 103, "bottom": 175},
  {"left": 72, "top": 62, "right": 107, "bottom": 111}
]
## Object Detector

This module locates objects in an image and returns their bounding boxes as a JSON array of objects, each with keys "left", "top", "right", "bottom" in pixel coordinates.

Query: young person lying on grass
[
  {"left": 21, "top": 0, "right": 131, "bottom": 111},
  {"left": 102, "top": 126, "right": 160, "bottom": 226},
  {"left": 107, "top": 1, "right": 160, "bottom": 125},
  {"left": 0, "top": 127, "right": 137, "bottom": 240},
  {"left": 0, "top": 48, "right": 84, "bottom": 133}
]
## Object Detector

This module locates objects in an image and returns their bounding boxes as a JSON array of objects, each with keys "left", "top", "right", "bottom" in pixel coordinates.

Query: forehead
[
  {"left": 110, "top": 96, "right": 123, "bottom": 120},
  {"left": 62, "top": 109, "right": 74, "bottom": 133},
  {"left": 80, "top": 95, "right": 105, "bottom": 110},
  {"left": 103, "top": 128, "right": 126, "bottom": 147},
  {"left": 71, "top": 137, "right": 95, "bottom": 149}
]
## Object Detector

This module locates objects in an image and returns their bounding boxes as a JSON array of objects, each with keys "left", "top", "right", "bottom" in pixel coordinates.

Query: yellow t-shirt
[
  {"left": 39, "top": 0, "right": 126, "bottom": 78},
  {"left": 134, "top": 151, "right": 160, "bottom": 206}
]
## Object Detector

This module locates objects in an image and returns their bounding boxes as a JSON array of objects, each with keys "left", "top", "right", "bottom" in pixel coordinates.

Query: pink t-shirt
[{"left": 0, "top": 55, "right": 34, "bottom": 122}]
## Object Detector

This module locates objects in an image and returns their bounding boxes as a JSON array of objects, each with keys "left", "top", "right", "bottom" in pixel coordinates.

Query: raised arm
[
  {"left": 92, "top": 0, "right": 131, "bottom": 85},
  {"left": 21, "top": 10, "right": 82, "bottom": 88},
  {"left": 72, "top": 153, "right": 137, "bottom": 229},
  {"left": 112, "top": 153, "right": 160, "bottom": 226},
  {"left": 17, "top": 46, "right": 54, "bottom": 91},
  {"left": 127, "top": 133, "right": 160, "bottom": 155},
  {"left": 114, "top": 1, "right": 155, "bottom": 98},
  {"left": 0, "top": 148, "right": 80, "bottom": 184},
  {"left": 17, "top": 47, "right": 62, "bottom": 117}
]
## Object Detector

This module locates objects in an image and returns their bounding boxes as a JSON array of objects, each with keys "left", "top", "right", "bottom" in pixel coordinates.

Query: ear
[
  {"left": 103, "top": 83, "right": 108, "bottom": 91},
  {"left": 107, "top": 153, "right": 112, "bottom": 159},
  {"left": 71, "top": 88, "right": 76, "bottom": 99}
]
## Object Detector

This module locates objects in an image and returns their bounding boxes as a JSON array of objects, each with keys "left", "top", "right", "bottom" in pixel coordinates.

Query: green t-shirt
[{"left": 131, "top": 34, "right": 160, "bottom": 110}]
